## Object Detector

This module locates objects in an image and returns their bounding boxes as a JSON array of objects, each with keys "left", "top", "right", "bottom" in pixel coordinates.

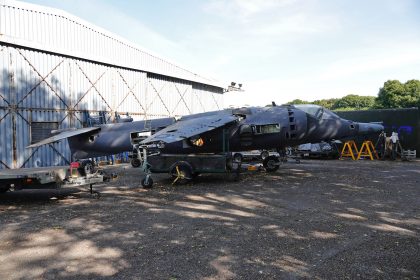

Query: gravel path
[{"left": 0, "top": 160, "right": 419, "bottom": 279}]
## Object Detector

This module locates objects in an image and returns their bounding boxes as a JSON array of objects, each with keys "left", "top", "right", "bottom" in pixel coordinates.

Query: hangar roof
[{"left": 0, "top": 0, "right": 225, "bottom": 89}]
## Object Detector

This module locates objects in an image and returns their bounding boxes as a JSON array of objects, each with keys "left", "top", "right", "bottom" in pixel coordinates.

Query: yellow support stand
[
  {"left": 356, "top": 140, "right": 379, "bottom": 160},
  {"left": 340, "top": 140, "right": 359, "bottom": 160}
]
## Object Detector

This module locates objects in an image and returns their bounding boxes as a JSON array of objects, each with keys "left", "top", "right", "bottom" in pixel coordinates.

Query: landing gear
[
  {"left": 89, "top": 184, "right": 101, "bottom": 199},
  {"left": 263, "top": 155, "right": 280, "bottom": 172},
  {"left": 131, "top": 158, "right": 141, "bottom": 168},
  {"left": 141, "top": 175, "right": 154, "bottom": 189},
  {"left": 233, "top": 153, "right": 243, "bottom": 163}
]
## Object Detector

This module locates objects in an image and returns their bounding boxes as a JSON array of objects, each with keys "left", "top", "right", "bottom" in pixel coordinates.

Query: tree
[
  {"left": 376, "top": 79, "right": 420, "bottom": 108},
  {"left": 285, "top": 99, "right": 310, "bottom": 105},
  {"left": 333, "top": 94, "right": 376, "bottom": 110},
  {"left": 313, "top": 98, "right": 339, "bottom": 110}
]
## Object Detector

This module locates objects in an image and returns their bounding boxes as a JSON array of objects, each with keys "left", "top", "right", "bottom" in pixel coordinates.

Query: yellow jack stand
[
  {"left": 340, "top": 140, "right": 359, "bottom": 160},
  {"left": 356, "top": 141, "right": 379, "bottom": 160}
]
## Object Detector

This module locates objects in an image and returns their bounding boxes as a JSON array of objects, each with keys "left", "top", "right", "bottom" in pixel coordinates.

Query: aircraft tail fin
[{"left": 27, "top": 127, "right": 101, "bottom": 148}]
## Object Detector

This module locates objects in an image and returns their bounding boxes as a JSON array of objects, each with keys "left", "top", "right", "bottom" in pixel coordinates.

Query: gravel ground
[{"left": 0, "top": 159, "right": 419, "bottom": 279}]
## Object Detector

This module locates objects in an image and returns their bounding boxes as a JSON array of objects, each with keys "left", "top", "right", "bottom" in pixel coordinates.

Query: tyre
[
  {"left": 170, "top": 161, "right": 193, "bottom": 184},
  {"left": 260, "top": 150, "right": 269, "bottom": 160},
  {"left": 79, "top": 160, "right": 95, "bottom": 176},
  {"left": 233, "top": 153, "right": 243, "bottom": 162},
  {"left": 263, "top": 156, "right": 280, "bottom": 172},
  {"left": 141, "top": 176, "right": 154, "bottom": 189},
  {"left": 131, "top": 158, "right": 141, "bottom": 168}
]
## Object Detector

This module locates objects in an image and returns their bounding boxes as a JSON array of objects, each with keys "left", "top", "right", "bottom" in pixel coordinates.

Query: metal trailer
[
  {"left": 139, "top": 151, "right": 281, "bottom": 188},
  {"left": 0, "top": 165, "right": 109, "bottom": 197}
]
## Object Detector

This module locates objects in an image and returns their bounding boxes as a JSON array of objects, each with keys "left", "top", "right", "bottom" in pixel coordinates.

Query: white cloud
[
  {"left": 248, "top": 13, "right": 340, "bottom": 35},
  {"left": 317, "top": 43, "right": 420, "bottom": 81},
  {"left": 204, "top": 0, "right": 297, "bottom": 19}
]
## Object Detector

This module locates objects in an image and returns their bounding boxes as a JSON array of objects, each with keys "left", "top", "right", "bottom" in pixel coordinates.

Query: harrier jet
[
  {"left": 28, "top": 104, "right": 383, "bottom": 185},
  {"left": 27, "top": 117, "right": 176, "bottom": 168},
  {"left": 140, "top": 104, "right": 383, "bottom": 153},
  {"left": 133, "top": 104, "right": 383, "bottom": 186}
]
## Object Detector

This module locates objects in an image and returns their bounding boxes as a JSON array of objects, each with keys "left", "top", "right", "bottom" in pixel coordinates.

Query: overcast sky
[{"left": 26, "top": 0, "right": 420, "bottom": 107}]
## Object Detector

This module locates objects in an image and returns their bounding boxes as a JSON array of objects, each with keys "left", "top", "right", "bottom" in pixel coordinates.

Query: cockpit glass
[{"left": 294, "top": 105, "right": 324, "bottom": 119}]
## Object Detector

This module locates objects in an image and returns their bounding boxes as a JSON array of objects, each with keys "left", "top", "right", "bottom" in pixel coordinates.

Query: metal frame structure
[{"left": 0, "top": 1, "right": 225, "bottom": 169}]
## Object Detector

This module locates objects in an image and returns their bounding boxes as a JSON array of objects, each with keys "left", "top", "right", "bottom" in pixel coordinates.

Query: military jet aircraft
[
  {"left": 140, "top": 104, "right": 383, "bottom": 153},
  {"left": 28, "top": 104, "right": 383, "bottom": 186},
  {"left": 131, "top": 104, "right": 383, "bottom": 187},
  {"left": 27, "top": 117, "right": 176, "bottom": 163}
]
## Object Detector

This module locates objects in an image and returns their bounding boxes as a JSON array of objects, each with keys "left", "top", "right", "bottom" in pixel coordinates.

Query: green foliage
[
  {"left": 285, "top": 79, "right": 420, "bottom": 110},
  {"left": 285, "top": 99, "right": 310, "bottom": 105},
  {"left": 313, "top": 98, "right": 339, "bottom": 110},
  {"left": 333, "top": 94, "right": 376, "bottom": 110},
  {"left": 376, "top": 80, "right": 420, "bottom": 108}
]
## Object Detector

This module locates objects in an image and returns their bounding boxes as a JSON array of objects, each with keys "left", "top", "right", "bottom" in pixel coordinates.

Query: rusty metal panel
[
  {"left": 70, "top": 60, "right": 111, "bottom": 112},
  {"left": 12, "top": 48, "right": 69, "bottom": 111},
  {"left": 192, "top": 84, "right": 223, "bottom": 113},
  {"left": 112, "top": 68, "right": 147, "bottom": 117},
  {"left": 146, "top": 74, "right": 193, "bottom": 118}
]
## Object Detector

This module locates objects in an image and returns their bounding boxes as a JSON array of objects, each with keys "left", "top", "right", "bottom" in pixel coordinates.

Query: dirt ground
[{"left": 0, "top": 159, "right": 419, "bottom": 280}]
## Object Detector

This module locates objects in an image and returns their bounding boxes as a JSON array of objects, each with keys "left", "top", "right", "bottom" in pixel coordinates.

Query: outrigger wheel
[
  {"left": 263, "top": 155, "right": 280, "bottom": 172},
  {"left": 141, "top": 174, "right": 154, "bottom": 189},
  {"left": 170, "top": 161, "right": 193, "bottom": 185}
]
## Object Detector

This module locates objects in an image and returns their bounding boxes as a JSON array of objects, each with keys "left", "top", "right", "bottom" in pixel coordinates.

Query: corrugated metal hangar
[{"left": 0, "top": 0, "right": 225, "bottom": 169}]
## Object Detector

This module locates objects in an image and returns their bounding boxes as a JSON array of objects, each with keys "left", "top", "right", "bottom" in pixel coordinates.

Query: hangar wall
[{"left": 0, "top": 1, "right": 224, "bottom": 169}]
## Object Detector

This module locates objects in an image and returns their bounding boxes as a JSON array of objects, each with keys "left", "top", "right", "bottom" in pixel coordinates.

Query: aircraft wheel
[
  {"left": 263, "top": 156, "right": 280, "bottom": 172},
  {"left": 0, "top": 184, "right": 10, "bottom": 193},
  {"left": 131, "top": 158, "right": 141, "bottom": 168},
  {"left": 233, "top": 153, "right": 243, "bottom": 162},
  {"left": 260, "top": 150, "right": 269, "bottom": 160},
  {"left": 170, "top": 161, "right": 193, "bottom": 184},
  {"left": 141, "top": 175, "right": 154, "bottom": 189}
]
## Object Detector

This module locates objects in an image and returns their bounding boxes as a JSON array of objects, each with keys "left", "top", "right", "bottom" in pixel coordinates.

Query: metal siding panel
[
  {"left": 0, "top": 39, "right": 223, "bottom": 169},
  {"left": 0, "top": 109, "right": 12, "bottom": 169},
  {"left": 0, "top": 46, "right": 10, "bottom": 107},
  {"left": 0, "top": 1, "right": 224, "bottom": 88}
]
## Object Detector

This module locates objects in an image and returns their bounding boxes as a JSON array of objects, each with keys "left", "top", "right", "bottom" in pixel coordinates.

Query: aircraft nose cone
[{"left": 358, "top": 122, "right": 384, "bottom": 135}]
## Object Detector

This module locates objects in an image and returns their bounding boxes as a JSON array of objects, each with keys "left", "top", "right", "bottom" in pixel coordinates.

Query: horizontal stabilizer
[{"left": 27, "top": 127, "right": 101, "bottom": 148}]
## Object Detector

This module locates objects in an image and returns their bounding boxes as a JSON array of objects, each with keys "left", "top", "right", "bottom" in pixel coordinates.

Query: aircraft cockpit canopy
[
  {"left": 294, "top": 104, "right": 324, "bottom": 119},
  {"left": 294, "top": 104, "right": 339, "bottom": 119}
]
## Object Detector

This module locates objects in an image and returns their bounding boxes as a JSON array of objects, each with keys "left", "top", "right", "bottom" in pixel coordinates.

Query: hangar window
[
  {"left": 31, "top": 122, "right": 59, "bottom": 144},
  {"left": 254, "top": 124, "right": 280, "bottom": 134}
]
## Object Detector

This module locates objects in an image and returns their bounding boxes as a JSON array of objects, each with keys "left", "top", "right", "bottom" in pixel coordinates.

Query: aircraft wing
[
  {"left": 141, "top": 114, "right": 239, "bottom": 144},
  {"left": 27, "top": 127, "right": 101, "bottom": 148}
]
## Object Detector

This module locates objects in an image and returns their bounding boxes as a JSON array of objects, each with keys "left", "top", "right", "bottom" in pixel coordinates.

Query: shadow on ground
[{"left": 0, "top": 160, "right": 419, "bottom": 279}]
